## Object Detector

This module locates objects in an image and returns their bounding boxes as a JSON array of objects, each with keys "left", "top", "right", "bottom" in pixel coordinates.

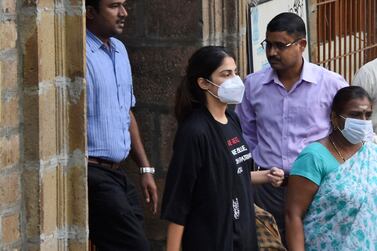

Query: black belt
[{"left": 88, "top": 157, "right": 120, "bottom": 169}]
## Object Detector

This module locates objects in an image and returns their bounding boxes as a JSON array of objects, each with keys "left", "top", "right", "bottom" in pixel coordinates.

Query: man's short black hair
[
  {"left": 86, "top": 0, "right": 100, "bottom": 11},
  {"left": 267, "top": 12, "right": 306, "bottom": 38}
]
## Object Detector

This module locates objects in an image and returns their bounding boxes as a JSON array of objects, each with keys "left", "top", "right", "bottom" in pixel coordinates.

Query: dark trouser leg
[
  {"left": 88, "top": 164, "right": 150, "bottom": 251},
  {"left": 254, "top": 183, "right": 287, "bottom": 247}
]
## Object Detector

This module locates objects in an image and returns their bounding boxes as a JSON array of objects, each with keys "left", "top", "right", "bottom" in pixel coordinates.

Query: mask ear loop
[
  {"left": 331, "top": 120, "right": 337, "bottom": 130},
  {"left": 336, "top": 114, "right": 348, "bottom": 131},
  {"left": 330, "top": 112, "right": 339, "bottom": 131},
  {"left": 207, "top": 89, "right": 220, "bottom": 99},
  {"left": 205, "top": 79, "right": 220, "bottom": 88},
  {"left": 205, "top": 79, "right": 220, "bottom": 99},
  {"left": 330, "top": 112, "right": 342, "bottom": 132}
]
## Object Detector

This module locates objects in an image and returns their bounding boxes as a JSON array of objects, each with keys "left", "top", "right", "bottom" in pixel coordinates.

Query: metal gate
[{"left": 313, "top": 0, "right": 377, "bottom": 83}]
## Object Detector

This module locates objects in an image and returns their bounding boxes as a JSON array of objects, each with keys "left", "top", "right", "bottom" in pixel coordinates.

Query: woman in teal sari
[{"left": 285, "top": 86, "right": 377, "bottom": 251}]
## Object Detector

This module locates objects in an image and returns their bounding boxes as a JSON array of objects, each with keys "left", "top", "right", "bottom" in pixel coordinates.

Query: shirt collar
[
  {"left": 261, "top": 68, "right": 275, "bottom": 85},
  {"left": 300, "top": 59, "right": 317, "bottom": 84},
  {"left": 86, "top": 30, "right": 119, "bottom": 53},
  {"left": 261, "top": 58, "right": 318, "bottom": 85}
]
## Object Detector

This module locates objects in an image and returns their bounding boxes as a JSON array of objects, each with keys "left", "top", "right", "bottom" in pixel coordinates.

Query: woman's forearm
[
  {"left": 250, "top": 168, "right": 285, "bottom": 187},
  {"left": 285, "top": 175, "right": 318, "bottom": 251},
  {"left": 285, "top": 214, "right": 305, "bottom": 251},
  {"left": 166, "top": 222, "right": 184, "bottom": 251},
  {"left": 250, "top": 170, "right": 270, "bottom": 184}
]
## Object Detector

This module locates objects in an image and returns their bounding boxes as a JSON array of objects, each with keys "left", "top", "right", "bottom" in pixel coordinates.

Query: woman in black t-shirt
[{"left": 161, "top": 46, "right": 284, "bottom": 251}]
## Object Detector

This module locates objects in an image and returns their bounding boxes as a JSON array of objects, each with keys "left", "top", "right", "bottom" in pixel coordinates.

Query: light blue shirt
[
  {"left": 86, "top": 30, "right": 136, "bottom": 162},
  {"left": 236, "top": 60, "right": 348, "bottom": 172}
]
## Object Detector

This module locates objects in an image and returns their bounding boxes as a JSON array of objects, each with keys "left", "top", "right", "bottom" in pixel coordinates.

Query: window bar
[
  {"left": 348, "top": 0, "right": 353, "bottom": 82},
  {"left": 339, "top": 0, "right": 343, "bottom": 75}
]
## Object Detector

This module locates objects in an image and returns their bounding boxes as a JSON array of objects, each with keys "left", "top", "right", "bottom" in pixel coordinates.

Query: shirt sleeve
[
  {"left": 161, "top": 124, "right": 205, "bottom": 225},
  {"left": 131, "top": 86, "right": 136, "bottom": 107},
  {"left": 290, "top": 150, "right": 325, "bottom": 186},
  {"left": 352, "top": 64, "right": 377, "bottom": 99},
  {"left": 86, "top": 61, "right": 95, "bottom": 117},
  {"left": 235, "top": 76, "right": 258, "bottom": 152},
  {"left": 118, "top": 40, "right": 136, "bottom": 108},
  {"left": 339, "top": 75, "right": 349, "bottom": 88}
]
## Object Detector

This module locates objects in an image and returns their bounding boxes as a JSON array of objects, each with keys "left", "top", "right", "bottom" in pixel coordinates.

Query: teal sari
[{"left": 304, "top": 142, "right": 377, "bottom": 251}]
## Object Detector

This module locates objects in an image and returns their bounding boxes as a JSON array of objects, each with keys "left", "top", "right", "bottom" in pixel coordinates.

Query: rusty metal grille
[{"left": 313, "top": 0, "right": 377, "bottom": 83}]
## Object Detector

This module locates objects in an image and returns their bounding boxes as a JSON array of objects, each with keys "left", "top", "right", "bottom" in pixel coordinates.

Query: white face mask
[
  {"left": 206, "top": 75, "right": 245, "bottom": 104},
  {"left": 339, "top": 115, "right": 374, "bottom": 144}
]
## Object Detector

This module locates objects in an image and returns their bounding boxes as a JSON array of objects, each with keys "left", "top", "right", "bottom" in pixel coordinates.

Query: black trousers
[
  {"left": 88, "top": 163, "right": 150, "bottom": 251},
  {"left": 254, "top": 182, "right": 287, "bottom": 247}
]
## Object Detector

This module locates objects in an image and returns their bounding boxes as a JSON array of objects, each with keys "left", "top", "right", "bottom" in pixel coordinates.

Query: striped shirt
[{"left": 86, "top": 30, "right": 135, "bottom": 163}]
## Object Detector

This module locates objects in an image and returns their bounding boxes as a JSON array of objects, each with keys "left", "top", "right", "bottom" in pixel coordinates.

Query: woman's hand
[
  {"left": 267, "top": 167, "right": 285, "bottom": 187},
  {"left": 250, "top": 167, "right": 284, "bottom": 185}
]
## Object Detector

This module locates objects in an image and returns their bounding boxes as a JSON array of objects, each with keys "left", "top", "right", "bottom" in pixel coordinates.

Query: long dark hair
[
  {"left": 175, "top": 46, "right": 235, "bottom": 122},
  {"left": 332, "top": 86, "right": 372, "bottom": 115}
]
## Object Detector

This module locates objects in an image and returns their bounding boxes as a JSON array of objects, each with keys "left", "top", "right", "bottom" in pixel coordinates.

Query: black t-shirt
[
  {"left": 218, "top": 120, "right": 257, "bottom": 250},
  {"left": 161, "top": 108, "right": 258, "bottom": 251}
]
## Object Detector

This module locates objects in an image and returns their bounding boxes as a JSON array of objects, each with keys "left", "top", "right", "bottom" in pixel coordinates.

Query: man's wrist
[{"left": 139, "top": 167, "right": 155, "bottom": 175}]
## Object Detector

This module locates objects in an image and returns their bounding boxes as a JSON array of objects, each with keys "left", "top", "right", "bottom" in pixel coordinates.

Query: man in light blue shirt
[
  {"left": 236, "top": 12, "right": 347, "bottom": 244},
  {"left": 86, "top": 0, "right": 157, "bottom": 249}
]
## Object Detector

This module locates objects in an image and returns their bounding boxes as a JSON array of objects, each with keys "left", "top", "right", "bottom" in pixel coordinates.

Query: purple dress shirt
[{"left": 235, "top": 60, "right": 348, "bottom": 172}]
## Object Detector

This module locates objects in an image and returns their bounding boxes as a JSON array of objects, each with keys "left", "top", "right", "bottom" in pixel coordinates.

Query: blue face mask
[{"left": 339, "top": 115, "right": 374, "bottom": 144}]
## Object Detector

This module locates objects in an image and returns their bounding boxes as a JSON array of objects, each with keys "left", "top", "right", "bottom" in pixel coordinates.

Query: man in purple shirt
[{"left": 236, "top": 12, "right": 347, "bottom": 243}]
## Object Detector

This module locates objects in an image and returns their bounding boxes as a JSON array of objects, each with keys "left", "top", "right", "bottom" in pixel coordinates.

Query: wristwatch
[{"left": 139, "top": 167, "right": 155, "bottom": 175}]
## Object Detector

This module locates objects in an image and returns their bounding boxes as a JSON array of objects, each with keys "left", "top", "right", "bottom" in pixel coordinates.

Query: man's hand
[
  {"left": 129, "top": 111, "right": 159, "bottom": 214},
  {"left": 267, "top": 167, "right": 285, "bottom": 187},
  {"left": 140, "top": 173, "right": 158, "bottom": 214}
]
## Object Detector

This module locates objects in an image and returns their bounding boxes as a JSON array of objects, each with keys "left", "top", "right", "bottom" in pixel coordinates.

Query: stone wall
[
  {"left": 0, "top": 0, "right": 22, "bottom": 248},
  {"left": 120, "top": 0, "right": 251, "bottom": 249},
  {"left": 0, "top": 0, "right": 87, "bottom": 249}
]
